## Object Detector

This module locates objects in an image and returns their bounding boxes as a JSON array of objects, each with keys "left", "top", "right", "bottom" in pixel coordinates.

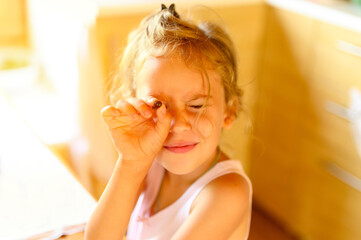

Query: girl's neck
[{"left": 151, "top": 149, "right": 229, "bottom": 214}]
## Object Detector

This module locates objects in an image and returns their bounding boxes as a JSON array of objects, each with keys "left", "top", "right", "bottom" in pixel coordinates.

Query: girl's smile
[{"left": 163, "top": 142, "right": 199, "bottom": 153}]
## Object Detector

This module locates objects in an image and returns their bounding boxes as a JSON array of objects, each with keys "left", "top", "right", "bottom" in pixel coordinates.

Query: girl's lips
[{"left": 164, "top": 143, "right": 198, "bottom": 153}]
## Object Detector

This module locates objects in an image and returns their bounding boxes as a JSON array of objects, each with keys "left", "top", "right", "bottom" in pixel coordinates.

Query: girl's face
[{"left": 136, "top": 57, "right": 233, "bottom": 175}]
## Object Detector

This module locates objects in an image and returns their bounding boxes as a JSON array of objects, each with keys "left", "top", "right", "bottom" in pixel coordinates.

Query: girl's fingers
[
  {"left": 127, "top": 98, "right": 153, "bottom": 119},
  {"left": 103, "top": 97, "right": 165, "bottom": 125},
  {"left": 101, "top": 105, "right": 127, "bottom": 128},
  {"left": 101, "top": 105, "right": 120, "bottom": 119},
  {"left": 154, "top": 103, "right": 172, "bottom": 137},
  {"left": 115, "top": 100, "right": 139, "bottom": 120}
]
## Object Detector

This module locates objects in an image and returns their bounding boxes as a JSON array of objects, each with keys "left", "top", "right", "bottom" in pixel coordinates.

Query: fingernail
[{"left": 148, "top": 96, "right": 156, "bottom": 103}]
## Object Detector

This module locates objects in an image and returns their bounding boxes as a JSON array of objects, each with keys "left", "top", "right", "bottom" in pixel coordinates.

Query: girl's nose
[{"left": 169, "top": 110, "right": 191, "bottom": 133}]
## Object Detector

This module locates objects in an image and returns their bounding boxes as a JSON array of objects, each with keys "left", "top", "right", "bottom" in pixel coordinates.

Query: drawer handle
[
  {"left": 325, "top": 100, "right": 352, "bottom": 121},
  {"left": 325, "top": 87, "right": 361, "bottom": 121},
  {"left": 323, "top": 161, "right": 361, "bottom": 192},
  {"left": 337, "top": 40, "right": 361, "bottom": 58}
]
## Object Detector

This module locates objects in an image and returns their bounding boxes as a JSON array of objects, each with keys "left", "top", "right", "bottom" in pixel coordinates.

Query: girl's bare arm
[
  {"left": 84, "top": 98, "right": 171, "bottom": 240},
  {"left": 84, "top": 158, "right": 149, "bottom": 240}
]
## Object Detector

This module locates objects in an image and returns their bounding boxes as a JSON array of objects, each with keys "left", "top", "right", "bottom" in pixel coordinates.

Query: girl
[{"left": 85, "top": 3, "right": 252, "bottom": 240}]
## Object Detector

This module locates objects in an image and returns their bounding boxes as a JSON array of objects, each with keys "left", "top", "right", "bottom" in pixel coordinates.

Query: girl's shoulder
[
  {"left": 202, "top": 157, "right": 252, "bottom": 202},
  {"left": 190, "top": 169, "right": 251, "bottom": 215},
  {"left": 179, "top": 162, "right": 252, "bottom": 239}
]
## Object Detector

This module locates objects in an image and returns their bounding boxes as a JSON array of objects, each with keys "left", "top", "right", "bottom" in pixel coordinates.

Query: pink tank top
[{"left": 127, "top": 159, "right": 252, "bottom": 240}]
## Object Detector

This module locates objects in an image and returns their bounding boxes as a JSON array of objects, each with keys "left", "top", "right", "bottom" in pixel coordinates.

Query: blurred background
[{"left": 1, "top": 0, "right": 361, "bottom": 239}]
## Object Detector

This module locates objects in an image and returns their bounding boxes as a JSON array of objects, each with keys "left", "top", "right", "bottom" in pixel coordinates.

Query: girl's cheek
[{"left": 193, "top": 115, "right": 214, "bottom": 139}]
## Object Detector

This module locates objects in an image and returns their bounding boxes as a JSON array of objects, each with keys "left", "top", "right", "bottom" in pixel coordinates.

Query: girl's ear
[
  {"left": 222, "top": 97, "right": 238, "bottom": 130},
  {"left": 223, "top": 115, "right": 235, "bottom": 129}
]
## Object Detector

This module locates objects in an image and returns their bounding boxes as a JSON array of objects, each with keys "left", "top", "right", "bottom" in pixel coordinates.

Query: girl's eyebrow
[
  {"left": 150, "top": 93, "right": 212, "bottom": 101},
  {"left": 187, "top": 94, "right": 213, "bottom": 101}
]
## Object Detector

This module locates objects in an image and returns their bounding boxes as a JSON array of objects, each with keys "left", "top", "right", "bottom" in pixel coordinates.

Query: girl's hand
[{"left": 101, "top": 97, "right": 171, "bottom": 166}]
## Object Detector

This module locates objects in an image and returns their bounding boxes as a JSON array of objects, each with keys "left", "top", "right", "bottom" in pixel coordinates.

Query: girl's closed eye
[
  {"left": 189, "top": 103, "right": 212, "bottom": 111},
  {"left": 187, "top": 95, "right": 213, "bottom": 110},
  {"left": 190, "top": 104, "right": 204, "bottom": 109}
]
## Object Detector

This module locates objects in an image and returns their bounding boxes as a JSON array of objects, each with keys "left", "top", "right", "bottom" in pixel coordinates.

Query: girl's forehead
[{"left": 136, "top": 57, "right": 222, "bottom": 99}]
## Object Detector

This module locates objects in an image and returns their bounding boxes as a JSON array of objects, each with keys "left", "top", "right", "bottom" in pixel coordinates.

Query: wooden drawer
[
  {"left": 310, "top": 23, "right": 361, "bottom": 106},
  {"left": 252, "top": 7, "right": 361, "bottom": 240},
  {"left": 295, "top": 91, "right": 361, "bottom": 179},
  {"left": 318, "top": 22, "right": 361, "bottom": 50},
  {"left": 296, "top": 140, "right": 361, "bottom": 240},
  {"left": 296, "top": 22, "right": 361, "bottom": 178},
  {"left": 311, "top": 45, "right": 361, "bottom": 106}
]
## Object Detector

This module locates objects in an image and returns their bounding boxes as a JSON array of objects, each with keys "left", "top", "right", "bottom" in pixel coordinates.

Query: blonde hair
[{"left": 108, "top": 4, "right": 243, "bottom": 117}]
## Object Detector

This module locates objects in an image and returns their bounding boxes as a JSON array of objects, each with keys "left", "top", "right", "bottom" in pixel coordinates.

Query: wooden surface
[
  {"left": 250, "top": 6, "right": 317, "bottom": 234},
  {"left": 59, "top": 232, "right": 84, "bottom": 240},
  {"left": 296, "top": 19, "right": 361, "bottom": 240},
  {"left": 250, "top": 5, "right": 361, "bottom": 240},
  {"left": 0, "top": 91, "right": 96, "bottom": 240},
  {"left": 249, "top": 205, "right": 298, "bottom": 240}
]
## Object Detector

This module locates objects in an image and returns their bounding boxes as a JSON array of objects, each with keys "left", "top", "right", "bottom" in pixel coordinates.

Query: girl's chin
[
  {"left": 160, "top": 163, "right": 194, "bottom": 175},
  {"left": 156, "top": 154, "right": 196, "bottom": 174}
]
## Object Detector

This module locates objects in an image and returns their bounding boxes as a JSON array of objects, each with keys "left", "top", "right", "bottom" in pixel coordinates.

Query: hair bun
[{"left": 160, "top": 3, "right": 180, "bottom": 19}]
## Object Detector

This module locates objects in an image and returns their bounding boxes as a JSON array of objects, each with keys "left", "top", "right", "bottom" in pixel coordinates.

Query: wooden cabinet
[
  {"left": 297, "top": 22, "right": 361, "bottom": 240},
  {"left": 251, "top": 6, "right": 361, "bottom": 240},
  {"left": 304, "top": 22, "right": 361, "bottom": 177},
  {"left": 250, "top": 6, "right": 317, "bottom": 233}
]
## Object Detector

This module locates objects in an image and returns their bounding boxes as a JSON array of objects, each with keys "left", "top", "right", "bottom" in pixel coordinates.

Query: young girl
[{"left": 85, "top": 4, "right": 252, "bottom": 240}]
